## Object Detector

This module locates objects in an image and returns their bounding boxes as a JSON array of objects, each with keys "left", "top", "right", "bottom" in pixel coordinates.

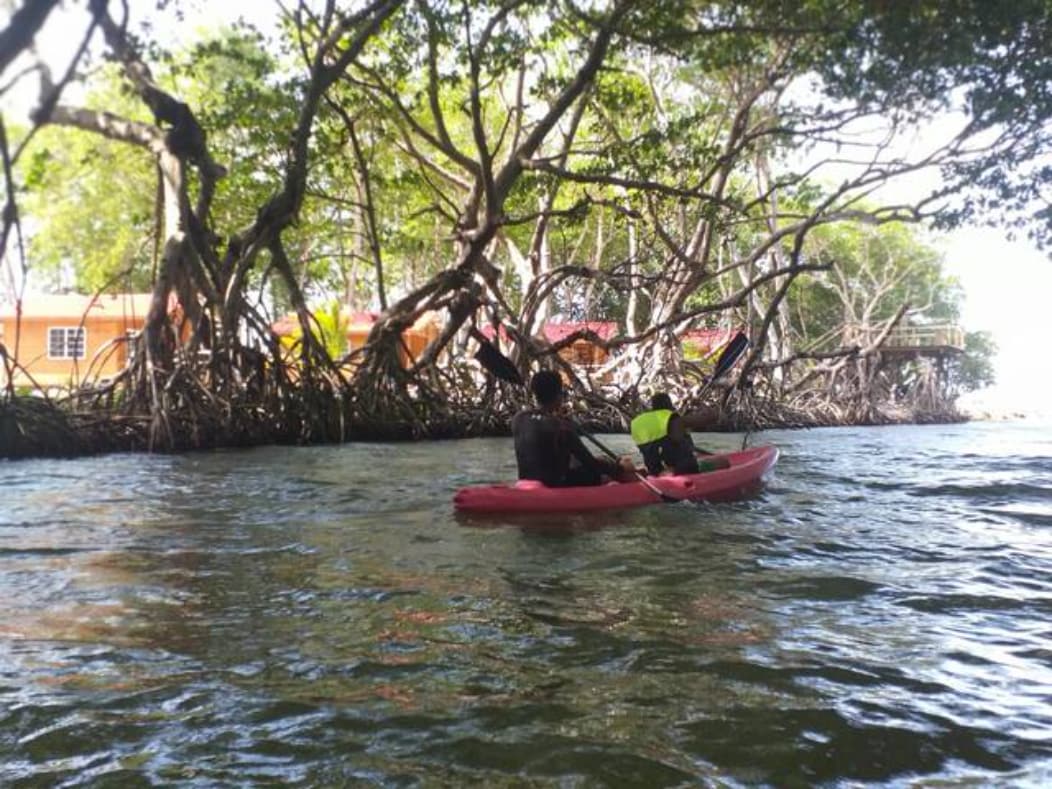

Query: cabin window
[{"left": 47, "top": 327, "right": 86, "bottom": 359}]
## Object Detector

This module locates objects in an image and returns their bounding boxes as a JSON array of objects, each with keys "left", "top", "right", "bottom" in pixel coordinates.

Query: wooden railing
[{"left": 847, "top": 324, "right": 965, "bottom": 351}]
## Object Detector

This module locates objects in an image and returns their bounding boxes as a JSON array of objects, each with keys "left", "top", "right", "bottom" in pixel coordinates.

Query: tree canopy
[{"left": 1, "top": 0, "right": 1043, "bottom": 444}]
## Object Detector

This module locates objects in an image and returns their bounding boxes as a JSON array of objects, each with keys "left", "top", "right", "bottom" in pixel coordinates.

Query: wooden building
[
  {"left": 0, "top": 293, "right": 153, "bottom": 389},
  {"left": 344, "top": 310, "right": 442, "bottom": 365},
  {"left": 542, "top": 321, "right": 618, "bottom": 369},
  {"left": 476, "top": 320, "right": 618, "bottom": 371},
  {"left": 272, "top": 308, "right": 442, "bottom": 368}
]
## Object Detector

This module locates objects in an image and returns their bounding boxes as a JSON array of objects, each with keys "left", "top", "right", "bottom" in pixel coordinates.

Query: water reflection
[{"left": 1, "top": 423, "right": 1051, "bottom": 784}]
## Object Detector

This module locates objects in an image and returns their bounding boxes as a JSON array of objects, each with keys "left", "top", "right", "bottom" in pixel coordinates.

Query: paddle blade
[
  {"left": 712, "top": 331, "right": 749, "bottom": 381},
  {"left": 471, "top": 329, "right": 525, "bottom": 386}
]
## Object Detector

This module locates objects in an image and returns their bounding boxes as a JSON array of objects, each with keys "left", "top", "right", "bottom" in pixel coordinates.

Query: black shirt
[{"left": 511, "top": 408, "right": 613, "bottom": 487}]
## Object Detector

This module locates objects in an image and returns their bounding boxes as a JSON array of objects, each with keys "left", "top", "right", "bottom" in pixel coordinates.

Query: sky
[
  {"left": 3, "top": 1, "right": 1050, "bottom": 417},
  {"left": 942, "top": 228, "right": 1050, "bottom": 417}
]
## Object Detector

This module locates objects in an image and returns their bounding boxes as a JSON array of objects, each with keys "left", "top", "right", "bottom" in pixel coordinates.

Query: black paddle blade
[
  {"left": 471, "top": 329, "right": 525, "bottom": 386},
  {"left": 712, "top": 332, "right": 749, "bottom": 380}
]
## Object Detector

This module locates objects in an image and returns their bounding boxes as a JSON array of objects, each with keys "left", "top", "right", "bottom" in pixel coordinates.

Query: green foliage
[
  {"left": 788, "top": 221, "right": 962, "bottom": 348},
  {"left": 682, "top": 340, "right": 707, "bottom": 362},
  {"left": 178, "top": 26, "right": 302, "bottom": 232},
  {"left": 310, "top": 301, "right": 349, "bottom": 360},
  {"left": 280, "top": 301, "right": 348, "bottom": 360},
  {"left": 952, "top": 330, "right": 998, "bottom": 393},
  {"left": 18, "top": 26, "right": 294, "bottom": 294},
  {"left": 14, "top": 0, "right": 1051, "bottom": 374},
  {"left": 21, "top": 122, "right": 157, "bottom": 292},
  {"left": 812, "top": 0, "right": 1052, "bottom": 244}
]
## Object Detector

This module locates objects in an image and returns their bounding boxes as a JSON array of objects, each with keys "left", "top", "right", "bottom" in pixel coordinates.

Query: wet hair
[
  {"left": 531, "top": 370, "right": 563, "bottom": 406},
  {"left": 651, "top": 392, "right": 674, "bottom": 411}
]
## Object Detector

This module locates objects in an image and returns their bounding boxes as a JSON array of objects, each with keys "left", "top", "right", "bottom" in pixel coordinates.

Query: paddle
[
  {"left": 565, "top": 426, "right": 684, "bottom": 504},
  {"left": 696, "top": 331, "right": 750, "bottom": 400},
  {"left": 681, "top": 331, "right": 750, "bottom": 455},
  {"left": 694, "top": 331, "right": 750, "bottom": 450},
  {"left": 571, "top": 429, "right": 689, "bottom": 502},
  {"left": 469, "top": 327, "right": 524, "bottom": 386},
  {"left": 468, "top": 327, "right": 680, "bottom": 503}
]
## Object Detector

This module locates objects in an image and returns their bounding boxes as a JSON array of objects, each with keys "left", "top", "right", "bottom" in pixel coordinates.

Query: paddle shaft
[
  {"left": 698, "top": 332, "right": 749, "bottom": 399},
  {"left": 694, "top": 375, "right": 721, "bottom": 402},
  {"left": 575, "top": 428, "right": 680, "bottom": 504}
]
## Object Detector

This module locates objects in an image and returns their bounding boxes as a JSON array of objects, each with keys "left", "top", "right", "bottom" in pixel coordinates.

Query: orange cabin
[
  {"left": 477, "top": 320, "right": 618, "bottom": 369},
  {"left": 271, "top": 308, "right": 442, "bottom": 368},
  {"left": 0, "top": 293, "right": 154, "bottom": 389},
  {"left": 542, "top": 321, "right": 618, "bottom": 368},
  {"left": 346, "top": 310, "right": 442, "bottom": 366}
]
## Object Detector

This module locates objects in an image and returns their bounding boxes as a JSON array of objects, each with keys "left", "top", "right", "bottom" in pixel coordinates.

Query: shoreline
[
  {"left": 958, "top": 409, "right": 1042, "bottom": 423},
  {"left": 0, "top": 394, "right": 987, "bottom": 462}
]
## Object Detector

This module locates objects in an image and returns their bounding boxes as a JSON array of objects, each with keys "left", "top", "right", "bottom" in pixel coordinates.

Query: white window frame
[{"left": 47, "top": 326, "right": 87, "bottom": 360}]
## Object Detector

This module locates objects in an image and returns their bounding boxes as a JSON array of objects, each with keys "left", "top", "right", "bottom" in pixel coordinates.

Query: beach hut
[
  {"left": 345, "top": 310, "right": 442, "bottom": 365},
  {"left": 541, "top": 321, "right": 619, "bottom": 369},
  {"left": 272, "top": 308, "right": 442, "bottom": 368},
  {"left": 0, "top": 293, "right": 154, "bottom": 389},
  {"left": 345, "top": 310, "right": 381, "bottom": 356}
]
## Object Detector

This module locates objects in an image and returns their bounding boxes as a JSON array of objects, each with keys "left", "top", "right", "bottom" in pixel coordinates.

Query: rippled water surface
[{"left": 2, "top": 421, "right": 1051, "bottom": 786}]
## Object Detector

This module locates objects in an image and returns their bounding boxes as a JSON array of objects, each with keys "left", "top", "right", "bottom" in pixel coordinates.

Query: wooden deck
[{"left": 849, "top": 324, "right": 965, "bottom": 357}]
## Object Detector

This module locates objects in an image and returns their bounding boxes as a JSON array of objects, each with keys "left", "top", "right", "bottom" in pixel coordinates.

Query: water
[{"left": 1, "top": 421, "right": 1051, "bottom": 786}]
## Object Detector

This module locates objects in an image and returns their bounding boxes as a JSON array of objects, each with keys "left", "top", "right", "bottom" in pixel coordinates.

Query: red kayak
[{"left": 453, "top": 445, "right": 779, "bottom": 514}]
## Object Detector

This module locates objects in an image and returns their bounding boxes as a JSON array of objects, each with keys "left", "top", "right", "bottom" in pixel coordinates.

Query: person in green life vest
[{"left": 630, "top": 392, "right": 731, "bottom": 476}]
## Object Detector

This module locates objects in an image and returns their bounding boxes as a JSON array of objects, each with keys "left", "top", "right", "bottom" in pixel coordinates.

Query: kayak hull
[{"left": 453, "top": 445, "right": 779, "bottom": 514}]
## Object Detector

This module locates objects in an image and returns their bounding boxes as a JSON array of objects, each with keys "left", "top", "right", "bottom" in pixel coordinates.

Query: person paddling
[
  {"left": 630, "top": 392, "right": 730, "bottom": 476},
  {"left": 512, "top": 371, "right": 635, "bottom": 487}
]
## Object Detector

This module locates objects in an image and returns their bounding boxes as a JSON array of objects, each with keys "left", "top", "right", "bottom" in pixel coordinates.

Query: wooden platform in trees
[{"left": 848, "top": 324, "right": 966, "bottom": 359}]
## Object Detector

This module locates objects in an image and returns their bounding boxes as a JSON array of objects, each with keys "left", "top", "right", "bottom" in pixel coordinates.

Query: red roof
[
  {"left": 271, "top": 313, "right": 299, "bottom": 336},
  {"left": 347, "top": 310, "right": 379, "bottom": 327},
  {"left": 478, "top": 324, "right": 512, "bottom": 342},
  {"left": 681, "top": 327, "right": 738, "bottom": 352},
  {"left": 542, "top": 321, "right": 618, "bottom": 343}
]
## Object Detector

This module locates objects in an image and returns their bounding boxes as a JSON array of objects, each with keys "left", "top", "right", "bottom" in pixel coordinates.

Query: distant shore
[
  {"left": 1, "top": 393, "right": 984, "bottom": 461},
  {"left": 960, "top": 410, "right": 1043, "bottom": 423}
]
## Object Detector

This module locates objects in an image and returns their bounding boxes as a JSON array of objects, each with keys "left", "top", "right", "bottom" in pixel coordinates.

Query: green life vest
[{"left": 630, "top": 408, "right": 673, "bottom": 447}]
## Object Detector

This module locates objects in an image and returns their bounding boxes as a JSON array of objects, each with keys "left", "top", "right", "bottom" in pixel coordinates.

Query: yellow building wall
[
  {"left": 0, "top": 316, "right": 138, "bottom": 388},
  {"left": 345, "top": 321, "right": 440, "bottom": 368},
  {"left": 401, "top": 321, "right": 440, "bottom": 364},
  {"left": 558, "top": 340, "right": 609, "bottom": 367},
  {"left": 346, "top": 326, "right": 372, "bottom": 354}
]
